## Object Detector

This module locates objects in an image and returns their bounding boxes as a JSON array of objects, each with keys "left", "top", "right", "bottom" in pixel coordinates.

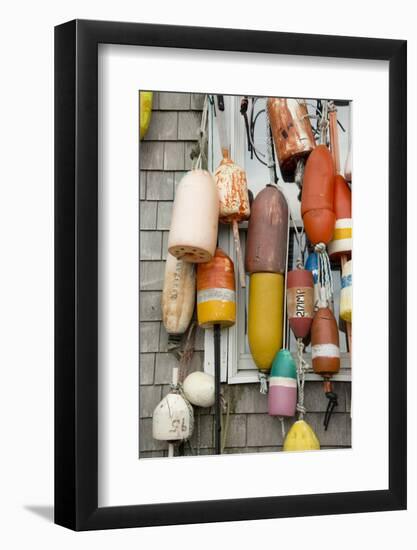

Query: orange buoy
[
  {"left": 301, "top": 145, "right": 336, "bottom": 245},
  {"left": 245, "top": 185, "right": 288, "bottom": 274},
  {"left": 214, "top": 153, "right": 250, "bottom": 287},
  {"left": 196, "top": 248, "right": 236, "bottom": 329},
  {"left": 267, "top": 98, "right": 316, "bottom": 181},
  {"left": 287, "top": 269, "right": 314, "bottom": 339},
  {"left": 328, "top": 175, "right": 352, "bottom": 260},
  {"left": 311, "top": 297, "right": 340, "bottom": 429}
]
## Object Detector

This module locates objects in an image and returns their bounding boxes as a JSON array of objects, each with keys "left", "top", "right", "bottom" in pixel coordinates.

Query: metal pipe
[{"left": 214, "top": 324, "right": 221, "bottom": 454}]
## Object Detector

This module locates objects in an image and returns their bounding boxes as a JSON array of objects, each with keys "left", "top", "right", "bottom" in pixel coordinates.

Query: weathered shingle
[
  {"left": 159, "top": 92, "right": 190, "bottom": 110},
  {"left": 178, "top": 111, "right": 201, "bottom": 140},
  {"left": 140, "top": 291, "right": 162, "bottom": 321},
  {"left": 140, "top": 231, "right": 162, "bottom": 260},
  {"left": 164, "top": 142, "right": 185, "bottom": 171},
  {"left": 140, "top": 201, "right": 157, "bottom": 230},
  {"left": 140, "top": 353, "right": 155, "bottom": 385},
  {"left": 144, "top": 111, "right": 178, "bottom": 141},
  {"left": 157, "top": 202, "right": 173, "bottom": 230},
  {"left": 146, "top": 171, "right": 174, "bottom": 200},
  {"left": 140, "top": 141, "right": 164, "bottom": 170},
  {"left": 140, "top": 322, "right": 161, "bottom": 353},
  {"left": 140, "top": 261, "right": 165, "bottom": 291},
  {"left": 140, "top": 385, "right": 162, "bottom": 418}
]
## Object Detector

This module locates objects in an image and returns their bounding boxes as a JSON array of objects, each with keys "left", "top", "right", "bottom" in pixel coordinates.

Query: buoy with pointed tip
[
  {"left": 267, "top": 98, "right": 316, "bottom": 181},
  {"left": 287, "top": 269, "right": 314, "bottom": 339},
  {"left": 311, "top": 291, "right": 340, "bottom": 429},
  {"left": 268, "top": 349, "right": 297, "bottom": 417},
  {"left": 168, "top": 170, "right": 219, "bottom": 263},
  {"left": 197, "top": 248, "right": 236, "bottom": 329},
  {"left": 283, "top": 420, "right": 320, "bottom": 451}
]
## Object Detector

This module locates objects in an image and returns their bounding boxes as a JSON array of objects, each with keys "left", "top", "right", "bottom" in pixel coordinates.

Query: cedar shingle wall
[{"left": 139, "top": 92, "right": 352, "bottom": 457}]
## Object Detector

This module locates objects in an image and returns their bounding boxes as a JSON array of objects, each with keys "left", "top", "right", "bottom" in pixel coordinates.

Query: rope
[
  {"left": 319, "top": 100, "right": 329, "bottom": 145},
  {"left": 295, "top": 338, "right": 309, "bottom": 419},
  {"left": 288, "top": 210, "right": 306, "bottom": 268},
  {"left": 258, "top": 372, "right": 268, "bottom": 394},
  {"left": 314, "top": 242, "right": 334, "bottom": 305},
  {"left": 193, "top": 95, "right": 209, "bottom": 170},
  {"left": 265, "top": 105, "right": 277, "bottom": 183}
]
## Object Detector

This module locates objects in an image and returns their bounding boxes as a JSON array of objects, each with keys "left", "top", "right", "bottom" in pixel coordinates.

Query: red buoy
[
  {"left": 287, "top": 269, "right": 314, "bottom": 339},
  {"left": 301, "top": 145, "right": 336, "bottom": 245}
]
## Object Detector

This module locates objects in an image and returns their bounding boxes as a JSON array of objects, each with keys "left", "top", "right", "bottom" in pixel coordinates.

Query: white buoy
[
  {"left": 161, "top": 253, "right": 195, "bottom": 337},
  {"left": 183, "top": 371, "right": 215, "bottom": 408},
  {"left": 168, "top": 170, "right": 219, "bottom": 263},
  {"left": 152, "top": 367, "right": 194, "bottom": 445}
]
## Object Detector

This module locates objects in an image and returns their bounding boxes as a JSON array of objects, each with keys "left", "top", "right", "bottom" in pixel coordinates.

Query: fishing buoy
[
  {"left": 287, "top": 269, "right": 314, "bottom": 339},
  {"left": 152, "top": 391, "right": 194, "bottom": 442},
  {"left": 139, "top": 91, "right": 153, "bottom": 141},
  {"left": 301, "top": 144, "right": 336, "bottom": 245},
  {"left": 214, "top": 153, "right": 250, "bottom": 287},
  {"left": 215, "top": 155, "right": 250, "bottom": 224},
  {"left": 340, "top": 259, "right": 352, "bottom": 322},
  {"left": 197, "top": 248, "right": 236, "bottom": 328},
  {"left": 248, "top": 273, "right": 284, "bottom": 373},
  {"left": 311, "top": 293, "right": 340, "bottom": 429},
  {"left": 168, "top": 170, "right": 219, "bottom": 263},
  {"left": 161, "top": 253, "right": 195, "bottom": 339},
  {"left": 268, "top": 349, "right": 297, "bottom": 417},
  {"left": 283, "top": 420, "right": 320, "bottom": 451},
  {"left": 245, "top": 185, "right": 288, "bottom": 274},
  {"left": 267, "top": 98, "right": 316, "bottom": 181},
  {"left": 182, "top": 371, "right": 215, "bottom": 408},
  {"left": 328, "top": 175, "right": 352, "bottom": 260}
]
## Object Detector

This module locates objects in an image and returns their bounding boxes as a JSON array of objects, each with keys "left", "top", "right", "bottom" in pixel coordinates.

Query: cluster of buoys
[{"left": 149, "top": 94, "right": 351, "bottom": 455}]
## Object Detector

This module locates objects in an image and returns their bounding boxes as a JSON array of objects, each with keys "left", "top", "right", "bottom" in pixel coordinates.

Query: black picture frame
[{"left": 55, "top": 19, "right": 407, "bottom": 531}]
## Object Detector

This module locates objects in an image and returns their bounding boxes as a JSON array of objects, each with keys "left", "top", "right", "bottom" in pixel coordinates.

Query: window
[{"left": 204, "top": 95, "right": 351, "bottom": 384}]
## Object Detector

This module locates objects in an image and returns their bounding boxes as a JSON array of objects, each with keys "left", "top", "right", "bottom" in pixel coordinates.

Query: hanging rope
[
  {"left": 295, "top": 338, "right": 310, "bottom": 419},
  {"left": 314, "top": 242, "right": 334, "bottom": 305},
  {"left": 259, "top": 372, "right": 268, "bottom": 395},
  {"left": 265, "top": 104, "right": 278, "bottom": 184},
  {"left": 192, "top": 95, "right": 209, "bottom": 170}
]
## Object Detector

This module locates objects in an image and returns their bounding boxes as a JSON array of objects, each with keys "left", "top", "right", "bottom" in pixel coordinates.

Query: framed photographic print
[{"left": 55, "top": 19, "right": 407, "bottom": 530}]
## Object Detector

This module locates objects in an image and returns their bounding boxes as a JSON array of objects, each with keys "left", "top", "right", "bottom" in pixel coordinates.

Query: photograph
[{"left": 139, "top": 91, "right": 352, "bottom": 458}]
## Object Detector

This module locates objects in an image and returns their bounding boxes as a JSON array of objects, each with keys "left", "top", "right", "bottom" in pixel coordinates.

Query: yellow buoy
[
  {"left": 248, "top": 272, "right": 284, "bottom": 373},
  {"left": 283, "top": 420, "right": 320, "bottom": 451},
  {"left": 139, "top": 91, "right": 153, "bottom": 141},
  {"left": 340, "top": 259, "right": 352, "bottom": 323}
]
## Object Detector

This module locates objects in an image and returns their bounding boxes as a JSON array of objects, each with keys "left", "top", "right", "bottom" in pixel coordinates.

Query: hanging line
[
  {"left": 314, "top": 242, "right": 334, "bottom": 305},
  {"left": 265, "top": 102, "right": 278, "bottom": 184},
  {"left": 295, "top": 338, "right": 310, "bottom": 419},
  {"left": 193, "top": 94, "right": 209, "bottom": 170}
]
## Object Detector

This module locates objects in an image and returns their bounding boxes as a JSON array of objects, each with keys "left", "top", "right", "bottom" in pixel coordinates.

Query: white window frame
[{"left": 204, "top": 95, "right": 351, "bottom": 384}]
